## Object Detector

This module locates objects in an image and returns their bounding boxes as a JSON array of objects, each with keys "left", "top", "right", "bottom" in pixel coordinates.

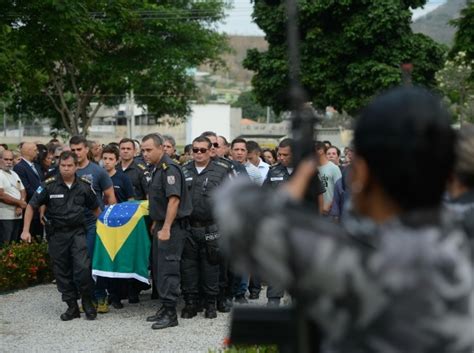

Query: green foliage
[
  {"left": 450, "top": 0, "right": 474, "bottom": 75},
  {"left": 232, "top": 91, "right": 267, "bottom": 121},
  {"left": 436, "top": 51, "right": 474, "bottom": 124},
  {"left": 0, "top": 0, "right": 228, "bottom": 135},
  {"left": 0, "top": 241, "right": 53, "bottom": 292},
  {"left": 244, "top": 0, "right": 446, "bottom": 115}
]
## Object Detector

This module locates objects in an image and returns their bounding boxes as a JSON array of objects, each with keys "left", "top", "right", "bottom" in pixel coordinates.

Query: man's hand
[
  {"left": 15, "top": 207, "right": 23, "bottom": 217},
  {"left": 21, "top": 231, "right": 32, "bottom": 243},
  {"left": 158, "top": 227, "right": 171, "bottom": 241},
  {"left": 18, "top": 200, "right": 27, "bottom": 209}
]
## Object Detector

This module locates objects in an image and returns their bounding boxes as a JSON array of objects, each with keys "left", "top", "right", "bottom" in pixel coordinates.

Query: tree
[
  {"left": 244, "top": 0, "right": 446, "bottom": 115},
  {"left": 436, "top": 51, "right": 474, "bottom": 125},
  {"left": 450, "top": 0, "right": 474, "bottom": 78},
  {"left": 232, "top": 91, "right": 267, "bottom": 121},
  {"left": 0, "top": 0, "right": 228, "bottom": 135}
]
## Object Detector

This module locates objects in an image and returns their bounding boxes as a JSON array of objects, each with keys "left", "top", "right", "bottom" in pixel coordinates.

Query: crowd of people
[
  {"left": 0, "top": 131, "right": 353, "bottom": 326},
  {"left": 1, "top": 86, "right": 473, "bottom": 351}
]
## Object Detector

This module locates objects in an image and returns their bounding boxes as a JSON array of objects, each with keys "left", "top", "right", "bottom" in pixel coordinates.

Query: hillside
[{"left": 412, "top": 0, "right": 468, "bottom": 45}]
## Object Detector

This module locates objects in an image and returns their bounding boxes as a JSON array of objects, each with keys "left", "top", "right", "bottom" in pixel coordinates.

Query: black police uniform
[
  {"left": 211, "top": 156, "right": 248, "bottom": 311},
  {"left": 118, "top": 160, "right": 149, "bottom": 200},
  {"left": 180, "top": 159, "right": 228, "bottom": 318},
  {"left": 147, "top": 154, "right": 192, "bottom": 329},
  {"left": 28, "top": 174, "right": 99, "bottom": 320},
  {"left": 262, "top": 163, "right": 326, "bottom": 304}
]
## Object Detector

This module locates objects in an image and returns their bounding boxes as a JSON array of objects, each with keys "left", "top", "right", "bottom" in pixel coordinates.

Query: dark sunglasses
[
  {"left": 2, "top": 158, "right": 13, "bottom": 161},
  {"left": 192, "top": 148, "right": 208, "bottom": 154},
  {"left": 212, "top": 143, "right": 219, "bottom": 148}
]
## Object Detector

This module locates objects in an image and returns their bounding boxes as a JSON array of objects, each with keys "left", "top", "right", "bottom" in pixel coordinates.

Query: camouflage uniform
[{"left": 215, "top": 181, "right": 474, "bottom": 353}]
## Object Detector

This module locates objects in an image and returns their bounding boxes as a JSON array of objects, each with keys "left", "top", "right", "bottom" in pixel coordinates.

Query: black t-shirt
[
  {"left": 148, "top": 154, "right": 192, "bottom": 222},
  {"left": 111, "top": 170, "right": 134, "bottom": 203}
]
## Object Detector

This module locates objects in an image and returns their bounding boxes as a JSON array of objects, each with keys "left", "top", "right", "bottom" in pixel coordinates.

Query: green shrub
[{"left": 0, "top": 241, "right": 53, "bottom": 292}]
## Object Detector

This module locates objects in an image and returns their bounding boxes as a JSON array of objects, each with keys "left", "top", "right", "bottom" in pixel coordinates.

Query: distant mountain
[{"left": 412, "top": 0, "right": 468, "bottom": 45}]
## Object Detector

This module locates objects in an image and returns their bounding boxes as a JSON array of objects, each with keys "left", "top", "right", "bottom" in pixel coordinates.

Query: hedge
[{"left": 0, "top": 241, "right": 53, "bottom": 292}]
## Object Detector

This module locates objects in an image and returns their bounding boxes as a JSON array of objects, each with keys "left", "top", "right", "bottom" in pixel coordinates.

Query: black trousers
[
  {"left": 181, "top": 226, "right": 219, "bottom": 302},
  {"left": 0, "top": 219, "right": 21, "bottom": 245},
  {"left": 48, "top": 227, "right": 95, "bottom": 302},
  {"left": 249, "top": 275, "right": 262, "bottom": 296},
  {"left": 152, "top": 223, "right": 187, "bottom": 308}
]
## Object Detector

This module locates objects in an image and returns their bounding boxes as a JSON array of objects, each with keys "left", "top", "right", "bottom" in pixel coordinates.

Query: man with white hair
[{"left": 0, "top": 150, "right": 27, "bottom": 244}]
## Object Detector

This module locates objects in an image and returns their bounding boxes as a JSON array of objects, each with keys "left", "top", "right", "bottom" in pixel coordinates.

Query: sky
[{"left": 219, "top": 0, "right": 448, "bottom": 36}]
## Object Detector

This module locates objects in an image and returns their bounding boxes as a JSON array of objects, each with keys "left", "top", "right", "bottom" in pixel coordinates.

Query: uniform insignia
[
  {"left": 36, "top": 186, "right": 44, "bottom": 194},
  {"left": 80, "top": 176, "right": 92, "bottom": 184},
  {"left": 270, "top": 177, "right": 284, "bottom": 181},
  {"left": 185, "top": 177, "right": 193, "bottom": 181},
  {"left": 45, "top": 177, "right": 56, "bottom": 184},
  {"left": 162, "top": 162, "right": 168, "bottom": 170},
  {"left": 137, "top": 163, "right": 146, "bottom": 171},
  {"left": 167, "top": 175, "right": 176, "bottom": 185},
  {"left": 50, "top": 194, "right": 64, "bottom": 199},
  {"left": 215, "top": 161, "right": 230, "bottom": 169}
]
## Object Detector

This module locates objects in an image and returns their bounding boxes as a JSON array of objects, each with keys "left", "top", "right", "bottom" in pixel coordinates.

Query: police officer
[
  {"left": 118, "top": 138, "right": 149, "bottom": 200},
  {"left": 263, "top": 138, "right": 325, "bottom": 306},
  {"left": 200, "top": 131, "right": 247, "bottom": 312},
  {"left": 141, "top": 133, "right": 192, "bottom": 330},
  {"left": 20, "top": 151, "right": 100, "bottom": 321},
  {"left": 180, "top": 136, "right": 229, "bottom": 319}
]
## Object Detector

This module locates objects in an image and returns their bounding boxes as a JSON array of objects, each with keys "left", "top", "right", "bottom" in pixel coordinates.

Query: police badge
[{"left": 167, "top": 175, "right": 176, "bottom": 185}]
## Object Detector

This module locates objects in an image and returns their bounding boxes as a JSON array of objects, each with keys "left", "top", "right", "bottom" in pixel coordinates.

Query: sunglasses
[
  {"left": 192, "top": 148, "right": 209, "bottom": 154},
  {"left": 212, "top": 143, "right": 219, "bottom": 148},
  {"left": 2, "top": 158, "right": 13, "bottom": 161}
]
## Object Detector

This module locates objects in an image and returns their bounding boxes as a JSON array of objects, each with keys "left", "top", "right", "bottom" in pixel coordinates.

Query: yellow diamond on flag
[{"left": 96, "top": 202, "right": 147, "bottom": 261}]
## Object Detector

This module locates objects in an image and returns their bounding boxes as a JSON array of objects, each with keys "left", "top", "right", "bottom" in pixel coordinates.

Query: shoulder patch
[
  {"left": 161, "top": 162, "right": 169, "bottom": 170},
  {"left": 137, "top": 163, "right": 147, "bottom": 171},
  {"left": 183, "top": 159, "right": 193, "bottom": 167},
  {"left": 80, "top": 176, "right": 92, "bottom": 185},
  {"left": 35, "top": 185, "right": 44, "bottom": 194},
  {"left": 45, "top": 177, "right": 56, "bottom": 184}
]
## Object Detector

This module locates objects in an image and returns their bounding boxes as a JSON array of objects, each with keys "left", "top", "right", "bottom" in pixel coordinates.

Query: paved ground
[{"left": 0, "top": 284, "right": 269, "bottom": 353}]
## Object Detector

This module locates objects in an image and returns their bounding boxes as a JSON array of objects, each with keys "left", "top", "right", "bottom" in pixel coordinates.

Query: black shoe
[
  {"left": 111, "top": 300, "right": 124, "bottom": 309},
  {"left": 234, "top": 295, "right": 248, "bottom": 304},
  {"left": 249, "top": 292, "right": 260, "bottom": 300},
  {"left": 267, "top": 298, "right": 281, "bottom": 307},
  {"left": 128, "top": 296, "right": 140, "bottom": 304},
  {"left": 81, "top": 296, "right": 97, "bottom": 320},
  {"left": 181, "top": 304, "right": 197, "bottom": 319},
  {"left": 60, "top": 300, "right": 80, "bottom": 321},
  {"left": 205, "top": 304, "right": 217, "bottom": 319},
  {"left": 146, "top": 306, "right": 165, "bottom": 322},
  {"left": 151, "top": 308, "right": 178, "bottom": 330},
  {"left": 217, "top": 298, "right": 232, "bottom": 313}
]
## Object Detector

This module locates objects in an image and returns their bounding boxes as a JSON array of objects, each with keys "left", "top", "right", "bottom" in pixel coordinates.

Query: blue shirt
[
  {"left": 76, "top": 161, "right": 113, "bottom": 225},
  {"left": 111, "top": 170, "right": 134, "bottom": 203}
]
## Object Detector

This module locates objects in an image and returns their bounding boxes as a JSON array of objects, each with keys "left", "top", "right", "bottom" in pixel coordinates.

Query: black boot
[
  {"left": 146, "top": 305, "right": 165, "bottom": 322},
  {"left": 60, "top": 300, "right": 80, "bottom": 321},
  {"left": 205, "top": 300, "right": 217, "bottom": 319},
  {"left": 82, "top": 296, "right": 97, "bottom": 320},
  {"left": 181, "top": 302, "right": 197, "bottom": 319},
  {"left": 217, "top": 295, "right": 231, "bottom": 313},
  {"left": 151, "top": 307, "right": 178, "bottom": 330}
]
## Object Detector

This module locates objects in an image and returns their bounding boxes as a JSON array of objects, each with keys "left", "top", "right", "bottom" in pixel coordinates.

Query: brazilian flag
[{"left": 92, "top": 201, "right": 151, "bottom": 284}]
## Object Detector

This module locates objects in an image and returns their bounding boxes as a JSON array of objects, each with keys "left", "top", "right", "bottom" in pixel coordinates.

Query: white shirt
[
  {"left": 256, "top": 158, "right": 270, "bottom": 181},
  {"left": 0, "top": 169, "right": 25, "bottom": 220},
  {"left": 244, "top": 161, "right": 264, "bottom": 186}
]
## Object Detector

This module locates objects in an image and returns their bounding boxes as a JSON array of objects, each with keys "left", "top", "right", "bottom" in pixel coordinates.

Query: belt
[
  {"left": 55, "top": 225, "right": 84, "bottom": 232},
  {"left": 189, "top": 220, "right": 215, "bottom": 228}
]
